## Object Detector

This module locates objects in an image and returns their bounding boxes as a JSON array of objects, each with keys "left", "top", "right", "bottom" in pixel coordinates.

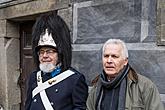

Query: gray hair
[{"left": 102, "top": 39, "right": 128, "bottom": 58}]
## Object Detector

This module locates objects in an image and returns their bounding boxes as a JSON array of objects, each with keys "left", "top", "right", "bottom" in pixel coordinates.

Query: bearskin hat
[{"left": 32, "top": 11, "right": 72, "bottom": 71}]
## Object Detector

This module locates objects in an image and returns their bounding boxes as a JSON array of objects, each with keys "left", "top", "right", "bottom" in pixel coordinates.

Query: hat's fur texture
[{"left": 32, "top": 11, "right": 72, "bottom": 71}]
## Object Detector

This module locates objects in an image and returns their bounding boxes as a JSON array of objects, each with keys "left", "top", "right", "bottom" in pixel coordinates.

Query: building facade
[{"left": 0, "top": 0, "right": 164, "bottom": 110}]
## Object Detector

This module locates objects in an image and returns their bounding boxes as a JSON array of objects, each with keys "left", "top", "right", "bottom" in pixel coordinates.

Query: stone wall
[
  {"left": 157, "top": 0, "right": 165, "bottom": 45},
  {"left": 0, "top": 0, "right": 164, "bottom": 109},
  {"left": 0, "top": 19, "right": 21, "bottom": 110},
  {"left": 71, "top": 0, "right": 165, "bottom": 103}
]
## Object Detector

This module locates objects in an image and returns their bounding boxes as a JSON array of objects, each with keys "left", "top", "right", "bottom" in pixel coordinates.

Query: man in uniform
[{"left": 25, "top": 11, "right": 88, "bottom": 110}]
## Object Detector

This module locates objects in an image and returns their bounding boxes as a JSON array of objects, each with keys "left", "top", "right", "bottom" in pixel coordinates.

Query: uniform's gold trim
[{"left": 48, "top": 79, "right": 56, "bottom": 85}]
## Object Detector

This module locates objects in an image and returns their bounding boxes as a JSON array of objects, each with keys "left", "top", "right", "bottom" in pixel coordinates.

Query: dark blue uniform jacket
[{"left": 25, "top": 68, "right": 88, "bottom": 110}]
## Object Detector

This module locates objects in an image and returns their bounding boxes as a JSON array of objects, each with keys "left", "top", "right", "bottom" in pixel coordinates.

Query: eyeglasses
[{"left": 38, "top": 49, "right": 57, "bottom": 56}]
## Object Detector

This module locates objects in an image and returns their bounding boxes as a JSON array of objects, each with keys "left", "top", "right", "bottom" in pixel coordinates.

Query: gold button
[{"left": 48, "top": 79, "right": 56, "bottom": 85}]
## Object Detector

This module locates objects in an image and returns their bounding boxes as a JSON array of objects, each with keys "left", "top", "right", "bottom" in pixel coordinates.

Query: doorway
[{"left": 19, "top": 21, "right": 36, "bottom": 110}]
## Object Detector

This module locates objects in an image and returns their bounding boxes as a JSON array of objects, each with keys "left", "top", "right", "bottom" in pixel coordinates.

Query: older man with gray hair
[{"left": 87, "top": 39, "right": 164, "bottom": 110}]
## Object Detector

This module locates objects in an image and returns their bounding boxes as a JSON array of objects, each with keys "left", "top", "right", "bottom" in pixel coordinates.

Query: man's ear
[{"left": 124, "top": 58, "right": 128, "bottom": 65}]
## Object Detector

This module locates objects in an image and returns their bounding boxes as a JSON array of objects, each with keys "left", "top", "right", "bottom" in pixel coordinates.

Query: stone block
[
  {"left": 157, "top": 0, "right": 165, "bottom": 27},
  {"left": 58, "top": 7, "right": 72, "bottom": 31},
  {"left": 73, "top": 0, "right": 141, "bottom": 44},
  {"left": 0, "top": 38, "right": 7, "bottom": 110},
  {"left": 72, "top": 49, "right": 102, "bottom": 85},
  {"left": 0, "top": 0, "right": 12, "bottom": 4},
  {"left": 157, "top": 24, "right": 165, "bottom": 45},
  {"left": 129, "top": 50, "right": 165, "bottom": 93},
  {"left": 0, "top": 20, "right": 19, "bottom": 38},
  {"left": 0, "top": 9, "right": 5, "bottom": 19},
  {"left": 6, "top": 21, "right": 19, "bottom": 38},
  {"left": 160, "top": 25, "right": 165, "bottom": 40},
  {"left": 157, "top": 3, "right": 165, "bottom": 25},
  {"left": 0, "top": 20, "right": 6, "bottom": 37},
  {"left": 4, "top": 0, "right": 69, "bottom": 19},
  {"left": 157, "top": 1, "right": 165, "bottom": 44},
  {"left": 0, "top": 37, "right": 20, "bottom": 110},
  {"left": 6, "top": 38, "right": 21, "bottom": 109}
]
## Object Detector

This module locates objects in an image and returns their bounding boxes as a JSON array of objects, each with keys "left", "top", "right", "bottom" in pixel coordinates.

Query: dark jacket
[
  {"left": 87, "top": 67, "right": 165, "bottom": 110},
  {"left": 25, "top": 68, "right": 88, "bottom": 110}
]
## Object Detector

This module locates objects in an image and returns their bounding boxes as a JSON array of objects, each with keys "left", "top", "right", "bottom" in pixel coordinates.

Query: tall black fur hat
[{"left": 32, "top": 11, "right": 72, "bottom": 71}]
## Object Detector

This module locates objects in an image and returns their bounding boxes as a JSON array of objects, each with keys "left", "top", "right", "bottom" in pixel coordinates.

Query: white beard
[{"left": 39, "top": 63, "right": 56, "bottom": 73}]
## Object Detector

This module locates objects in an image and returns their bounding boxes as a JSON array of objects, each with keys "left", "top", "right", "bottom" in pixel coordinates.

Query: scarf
[
  {"left": 41, "top": 66, "right": 61, "bottom": 82},
  {"left": 96, "top": 64, "right": 129, "bottom": 110}
]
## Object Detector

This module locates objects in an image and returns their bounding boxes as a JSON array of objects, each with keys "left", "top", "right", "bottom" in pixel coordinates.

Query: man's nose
[{"left": 107, "top": 56, "right": 113, "bottom": 62}]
